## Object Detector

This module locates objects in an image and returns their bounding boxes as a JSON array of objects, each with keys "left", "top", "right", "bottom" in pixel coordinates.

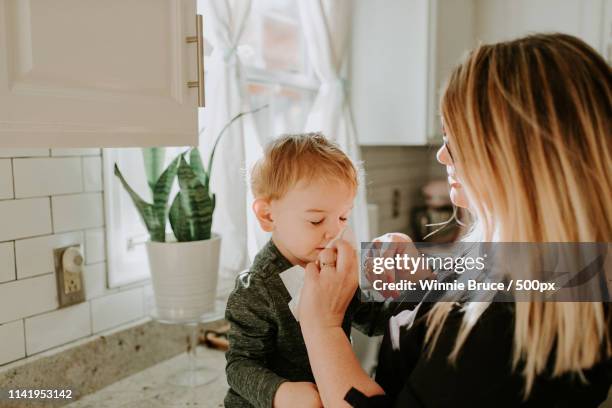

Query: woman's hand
[
  {"left": 297, "top": 240, "right": 386, "bottom": 407},
  {"left": 298, "top": 239, "right": 358, "bottom": 331},
  {"left": 274, "top": 381, "right": 322, "bottom": 408}
]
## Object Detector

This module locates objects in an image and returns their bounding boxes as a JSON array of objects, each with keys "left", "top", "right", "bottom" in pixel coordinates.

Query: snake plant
[{"left": 113, "top": 106, "right": 266, "bottom": 243}]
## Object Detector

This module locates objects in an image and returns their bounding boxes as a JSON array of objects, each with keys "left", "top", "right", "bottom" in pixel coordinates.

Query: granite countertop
[{"left": 65, "top": 346, "right": 228, "bottom": 408}]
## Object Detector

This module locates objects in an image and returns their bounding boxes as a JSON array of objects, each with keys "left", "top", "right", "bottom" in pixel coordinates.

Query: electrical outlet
[{"left": 54, "top": 245, "right": 86, "bottom": 308}]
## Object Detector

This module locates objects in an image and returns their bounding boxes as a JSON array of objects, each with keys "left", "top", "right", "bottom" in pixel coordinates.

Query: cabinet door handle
[{"left": 186, "top": 14, "right": 205, "bottom": 107}]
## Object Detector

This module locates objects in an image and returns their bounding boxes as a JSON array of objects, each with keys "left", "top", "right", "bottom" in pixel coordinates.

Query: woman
[{"left": 298, "top": 33, "right": 612, "bottom": 407}]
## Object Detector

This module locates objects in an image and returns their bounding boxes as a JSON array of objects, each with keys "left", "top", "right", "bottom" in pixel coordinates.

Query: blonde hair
[
  {"left": 427, "top": 33, "right": 612, "bottom": 395},
  {"left": 250, "top": 133, "right": 358, "bottom": 200}
]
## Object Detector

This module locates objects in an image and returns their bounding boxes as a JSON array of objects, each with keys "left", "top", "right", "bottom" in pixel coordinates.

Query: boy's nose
[{"left": 324, "top": 223, "right": 343, "bottom": 240}]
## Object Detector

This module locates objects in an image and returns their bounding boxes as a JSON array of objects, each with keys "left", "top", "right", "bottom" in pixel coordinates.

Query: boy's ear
[{"left": 252, "top": 198, "right": 274, "bottom": 232}]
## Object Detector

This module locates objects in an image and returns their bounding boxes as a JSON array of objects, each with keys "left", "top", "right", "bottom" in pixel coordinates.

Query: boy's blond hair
[{"left": 251, "top": 133, "right": 358, "bottom": 200}]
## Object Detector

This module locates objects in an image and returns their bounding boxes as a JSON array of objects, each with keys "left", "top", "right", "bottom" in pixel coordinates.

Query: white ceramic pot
[{"left": 146, "top": 234, "right": 221, "bottom": 321}]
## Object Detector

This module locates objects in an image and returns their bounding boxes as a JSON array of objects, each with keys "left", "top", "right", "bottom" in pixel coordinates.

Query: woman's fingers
[
  {"left": 318, "top": 248, "right": 337, "bottom": 269},
  {"left": 304, "top": 262, "right": 320, "bottom": 283},
  {"left": 333, "top": 240, "right": 358, "bottom": 288}
]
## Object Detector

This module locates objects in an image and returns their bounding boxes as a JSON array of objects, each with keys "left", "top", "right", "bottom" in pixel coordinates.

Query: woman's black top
[{"left": 344, "top": 297, "right": 612, "bottom": 407}]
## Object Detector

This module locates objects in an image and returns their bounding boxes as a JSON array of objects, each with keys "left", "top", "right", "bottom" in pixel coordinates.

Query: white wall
[{"left": 475, "top": 0, "right": 605, "bottom": 52}]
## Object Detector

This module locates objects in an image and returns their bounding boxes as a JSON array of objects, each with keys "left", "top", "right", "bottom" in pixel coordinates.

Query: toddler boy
[{"left": 225, "top": 133, "right": 392, "bottom": 407}]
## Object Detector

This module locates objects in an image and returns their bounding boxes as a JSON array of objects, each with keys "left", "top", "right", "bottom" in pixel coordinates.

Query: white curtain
[
  {"left": 200, "top": 0, "right": 253, "bottom": 277},
  {"left": 298, "top": 0, "right": 370, "bottom": 242}
]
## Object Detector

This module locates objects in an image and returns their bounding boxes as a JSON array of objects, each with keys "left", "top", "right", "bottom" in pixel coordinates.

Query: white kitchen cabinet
[
  {"left": 351, "top": 0, "right": 607, "bottom": 146},
  {"left": 0, "top": 0, "right": 202, "bottom": 147},
  {"left": 426, "top": 0, "right": 476, "bottom": 145},
  {"left": 350, "top": 0, "right": 474, "bottom": 146},
  {"left": 605, "top": 0, "right": 612, "bottom": 65}
]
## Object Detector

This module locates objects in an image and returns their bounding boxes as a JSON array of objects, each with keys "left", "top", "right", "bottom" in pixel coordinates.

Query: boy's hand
[
  {"left": 364, "top": 233, "right": 432, "bottom": 299},
  {"left": 274, "top": 381, "right": 322, "bottom": 408}
]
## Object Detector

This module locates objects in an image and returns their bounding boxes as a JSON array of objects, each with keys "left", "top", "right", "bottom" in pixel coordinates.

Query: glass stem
[{"left": 188, "top": 322, "right": 197, "bottom": 386}]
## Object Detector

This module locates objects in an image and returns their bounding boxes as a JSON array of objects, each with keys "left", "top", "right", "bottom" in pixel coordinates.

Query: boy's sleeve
[{"left": 225, "top": 272, "right": 288, "bottom": 408}]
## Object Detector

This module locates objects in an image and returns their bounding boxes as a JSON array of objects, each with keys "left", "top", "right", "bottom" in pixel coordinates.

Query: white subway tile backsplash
[
  {"left": 0, "top": 320, "right": 26, "bottom": 365},
  {"left": 52, "top": 193, "right": 104, "bottom": 233},
  {"left": 15, "top": 232, "right": 84, "bottom": 279},
  {"left": 84, "top": 262, "right": 108, "bottom": 300},
  {"left": 51, "top": 148, "right": 101, "bottom": 157},
  {"left": 0, "top": 159, "right": 13, "bottom": 199},
  {"left": 13, "top": 158, "right": 82, "bottom": 198},
  {"left": 91, "top": 287, "right": 144, "bottom": 333},
  {"left": 0, "top": 149, "right": 49, "bottom": 158},
  {"left": 85, "top": 228, "right": 106, "bottom": 264},
  {"left": 82, "top": 156, "right": 102, "bottom": 192},
  {"left": 0, "top": 198, "right": 52, "bottom": 241},
  {"left": 25, "top": 302, "right": 91, "bottom": 355},
  {"left": 0, "top": 149, "right": 148, "bottom": 366},
  {"left": 0, "top": 274, "right": 58, "bottom": 324},
  {"left": 361, "top": 146, "right": 438, "bottom": 234},
  {"left": 0, "top": 242, "right": 15, "bottom": 283}
]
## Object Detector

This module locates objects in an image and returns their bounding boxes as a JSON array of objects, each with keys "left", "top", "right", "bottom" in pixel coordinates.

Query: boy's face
[{"left": 255, "top": 179, "right": 355, "bottom": 267}]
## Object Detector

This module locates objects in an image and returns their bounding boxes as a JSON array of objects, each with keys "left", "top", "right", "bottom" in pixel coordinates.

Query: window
[
  {"left": 242, "top": 0, "right": 318, "bottom": 140},
  {"left": 241, "top": 0, "right": 307, "bottom": 73},
  {"left": 103, "top": 147, "right": 186, "bottom": 288}
]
